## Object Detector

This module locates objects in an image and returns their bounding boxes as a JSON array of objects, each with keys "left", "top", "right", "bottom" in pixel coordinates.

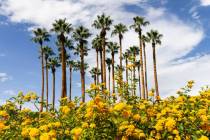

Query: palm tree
[
  {"left": 123, "top": 49, "right": 130, "bottom": 86},
  {"left": 32, "top": 28, "right": 50, "bottom": 112},
  {"left": 142, "top": 34, "right": 149, "bottom": 99},
  {"left": 92, "top": 35, "right": 103, "bottom": 84},
  {"left": 135, "top": 60, "right": 141, "bottom": 98},
  {"left": 51, "top": 19, "right": 73, "bottom": 98},
  {"left": 67, "top": 60, "right": 75, "bottom": 101},
  {"left": 42, "top": 46, "right": 54, "bottom": 111},
  {"left": 111, "top": 23, "right": 128, "bottom": 81},
  {"left": 92, "top": 13, "right": 113, "bottom": 88},
  {"left": 130, "top": 16, "right": 150, "bottom": 99},
  {"left": 48, "top": 57, "right": 60, "bottom": 110},
  {"left": 107, "top": 42, "right": 119, "bottom": 94},
  {"left": 129, "top": 46, "right": 139, "bottom": 96},
  {"left": 147, "top": 30, "right": 163, "bottom": 98},
  {"left": 106, "top": 58, "right": 112, "bottom": 94},
  {"left": 89, "top": 67, "right": 101, "bottom": 85},
  {"left": 73, "top": 26, "right": 91, "bottom": 102}
]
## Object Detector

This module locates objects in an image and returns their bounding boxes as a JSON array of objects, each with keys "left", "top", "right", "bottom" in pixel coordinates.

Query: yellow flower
[
  {"left": 114, "top": 102, "right": 126, "bottom": 111},
  {"left": 198, "top": 135, "right": 209, "bottom": 140},
  {"left": 125, "top": 125, "right": 135, "bottom": 136},
  {"left": 48, "top": 130, "right": 56, "bottom": 138},
  {"left": 90, "top": 123, "right": 96, "bottom": 128},
  {"left": 149, "top": 89, "right": 155, "bottom": 96},
  {"left": 29, "top": 128, "right": 40, "bottom": 138},
  {"left": 71, "top": 127, "right": 83, "bottom": 137},
  {"left": 0, "top": 111, "right": 8, "bottom": 117},
  {"left": 39, "top": 125, "right": 49, "bottom": 132},
  {"left": 0, "top": 122, "right": 6, "bottom": 131},
  {"left": 165, "top": 117, "right": 176, "bottom": 132},
  {"left": 133, "top": 114, "right": 141, "bottom": 121},
  {"left": 21, "top": 128, "right": 29, "bottom": 137},
  {"left": 60, "top": 106, "right": 70, "bottom": 114},
  {"left": 40, "top": 133, "right": 50, "bottom": 140},
  {"left": 82, "top": 122, "right": 89, "bottom": 128}
]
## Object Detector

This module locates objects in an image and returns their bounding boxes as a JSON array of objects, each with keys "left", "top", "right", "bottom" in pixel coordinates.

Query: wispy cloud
[
  {"left": 0, "top": 73, "right": 11, "bottom": 82},
  {"left": 200, "top": 0, "right": 210, "bottom": 6}
]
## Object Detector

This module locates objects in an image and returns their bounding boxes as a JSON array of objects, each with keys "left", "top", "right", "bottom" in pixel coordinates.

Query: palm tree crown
[{"left": 147, "top": 30, "right": 163, "bottom": 45}]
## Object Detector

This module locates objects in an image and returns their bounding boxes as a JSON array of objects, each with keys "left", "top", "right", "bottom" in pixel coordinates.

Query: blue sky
[{"left": 0, "top": 0, "right": 210, "bottom": 105}]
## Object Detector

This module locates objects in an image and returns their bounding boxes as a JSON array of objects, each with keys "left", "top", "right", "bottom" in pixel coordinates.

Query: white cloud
[
  {"left": 0, "top": 0, "right": 209, "bottom": 97},
  {"left": 200, "top": 0, "right": 210, "bottom": 6},
  {"left": 0, "top": 73, "right": 10, "bottom": 82},
  {"left": 2, "top": 90, "right": 16, "bottom": 96}
]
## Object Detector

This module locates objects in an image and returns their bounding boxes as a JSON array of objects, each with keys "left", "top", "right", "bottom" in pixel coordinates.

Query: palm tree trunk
[
  {"left": 96, "top": 50, "right": 99, "bottom": 84},
  {"left": 61, "top": 37, "right": 67, "bottom": 98},
  {"left": 100, "top": 50, "right": 103, "bottom": 83},
  {"left": 102, "top": 36, "right": 106, "bottom": 88},
  {"left": 52, "top": 70, "right": 55, "bottom": 110},
  {"left": 139, "top": 35, "right": 145, "bottom": 99},
  {"left": 40, "top": 48, "right": 44, "bottom": 112},
  {"left": 69, "top": 65, "right": 72, "bottom": 101},
  {"left": 130, "top": 70, "right": 133, "bottom": 96},
  {"left": 112, "top": 53, "right": 115, "bottom": 94},
  {"left": 133, "top": 55, "right": 136, "bottom": 96},
  {"left": 143, "top": 43, "right": 148, "bottom": 99},
  {"left": 108, "top": 69, "right": 111, "bottom": 95},
  {"left": 81, "top": 49, "right": 85, "bottom": 102},
  {"left": 125, "top": 58, "right": 129, "bottom": 93},
  {"left": 119, "top": 36, "right": 123, "bottom": 85},
  {"left": 138, "top": 66, "right": 141, "bottom": 98},
  {"left": 152, "top": 43, "right": 160, "bottom": 97},
  {"left": 45, "top": 58, "right": 49, "bottom": 111},
  {"left": 119, "top": 36, "right": 122, "bottom": 69}
]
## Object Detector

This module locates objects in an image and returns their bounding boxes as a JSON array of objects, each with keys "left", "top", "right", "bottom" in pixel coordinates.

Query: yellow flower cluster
[{"left": 0, "top": 83, "right": 209, "bottom": 139}]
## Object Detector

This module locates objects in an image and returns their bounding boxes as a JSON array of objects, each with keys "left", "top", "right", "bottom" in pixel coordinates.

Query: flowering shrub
[{"left": 0, "top": 81, "right": 209, "bottom": 140}]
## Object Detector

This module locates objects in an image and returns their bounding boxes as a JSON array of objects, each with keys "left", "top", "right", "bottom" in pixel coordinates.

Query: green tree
[
  {"left": 66, "top": 60, "right": 75, "bottom": 101},
  {"left": 130, "top": 16, "right": 150, "bottom": 99},
  {"left": 32, "top": 28, "right": 50, "bottom": 112},
  {"left": 92, "top": 13, "right": 113, "bottom": 88},
  {"left": 42, "top": 46, "right": 54, "bottom": 111},
  {"left": 111, "top": 23, "right": 128, "bottom": 78},
  {"left": 142, "top": 34, "right": 149, "bottom": 99},
  {"left": 73, "top": 26, "right": 91, "bottom": 102},
  {"left": 51, "top": 19, "right": 73, "bottom": 98},
  {"left": 147, "top": 30, "right": 163, "bottom": 98},
  {"left": 107, "top": 42, "right": 119, "bottom": 94},
  {"left": 92, "top": 35, "right": 103, "bottom": 84},
  {"left": 129, "top": 46, "right": 139, "bottom": 96},
  {"left": 48, "top": 57, "right": 60, "bottom": 110},
  {"left": 106, "top": 58, "right": 112, "bottom": 94}
]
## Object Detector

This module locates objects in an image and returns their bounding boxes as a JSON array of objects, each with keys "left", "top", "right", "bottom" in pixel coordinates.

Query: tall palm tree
[
  {"left": 32, "top": 28, "right": 50, "bottom": 112},
  {"left": 111, "top": 23, "right": 128, "bottom": 82},
  {"left": 106, "top": 58, "right": 112, "bottom": 94},
  {"left": 67, "top": 60, "right": 75, "bottom": 101},
  {"left": 73, "top": 26, "right": 91, "bottom": 102},
  {"left": 48, "top": 57, "right": 60, "bottom": 110},
  {"left": 51, "top": 19, "right": 73, "bottom": 98},
  {"left": 147, "top": 30, "right": 163, "bottom": 98},
  {"left": 130, "top": 16, "right": 150, "bottom": 99},
  {"left": 89, "top": 67, "right": 101, "bottom": 85},
  {"left": 92, "top": 13, "right": 113, "bottom": 88},
  {"left": 142, "top": 34, "right": 149, "bottom": 99},
  {"left": 129, "top": 46, "right": 139, "bottom": 96},
  {"left": 107, "top": 42, "right": 119, "bottom": 94},
  {"left": 92, "top": 35, "right": 103, "bottom": 84},
  {"left": 42, "top": 46, "right": 54, "bottom": 111},
  {"left": 135, "top": 60, "right": 141, "bottom": 98},
  {"left": 123, "top": 49, "right": 130, "bottom": 86}
]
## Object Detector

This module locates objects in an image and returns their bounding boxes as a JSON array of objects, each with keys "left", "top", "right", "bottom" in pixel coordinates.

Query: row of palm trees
[{"left": 32, "top": 14, "right": 162, "bottom": 111}]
